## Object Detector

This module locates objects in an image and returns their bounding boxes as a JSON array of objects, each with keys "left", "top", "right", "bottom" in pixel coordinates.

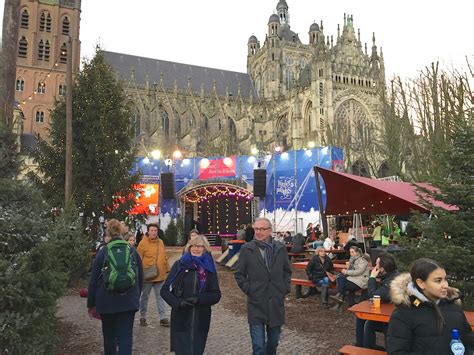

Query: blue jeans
[
  {"left": 363, "top": 320, "right": 388, "bottom": 349},
  {"left": 140, "top": 281, "right": 167, "bottom": 320},
  {"left": 315, "top": 277, "right": 329, "bottom": 287},
  {"left": 249, "top": 323, "right": 281, "bottom": 355},
  {"left": 101, "top": 311, "right": 135, "bottom": 355}
]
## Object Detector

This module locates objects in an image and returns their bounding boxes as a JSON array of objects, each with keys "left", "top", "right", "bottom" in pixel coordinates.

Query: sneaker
[
  {"left": 160, "top": 318, "right": 170, "bottom": 327},
  {"left": 139, "top": 318, "right": 148, "bottom": 327},
  {"left": 329, "top": 294, "right": 343, "bottom": 303}
]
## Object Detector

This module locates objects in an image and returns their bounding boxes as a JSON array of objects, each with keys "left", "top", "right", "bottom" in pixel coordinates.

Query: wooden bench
[
  {"left": 291, "top": 278, "right": 317, "bottom": 299},
  {"left": 339, "top": 345, "right": 386, "bottom": 355}
]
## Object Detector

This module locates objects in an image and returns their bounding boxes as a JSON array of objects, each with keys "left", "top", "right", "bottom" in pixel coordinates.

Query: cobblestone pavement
[
  {"left": 58, "top": 296, "right": 335, "bottom": 355},
  {"left": 57, "top": 248, "right": 340, "bottom": 354}
]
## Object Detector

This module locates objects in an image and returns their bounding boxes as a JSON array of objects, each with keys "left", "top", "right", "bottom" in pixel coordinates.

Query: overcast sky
[{"left": 2, "top": 0, "right": 473, "bottom": 80}]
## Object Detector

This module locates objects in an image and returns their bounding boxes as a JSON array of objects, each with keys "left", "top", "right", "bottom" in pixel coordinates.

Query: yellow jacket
[{"left": 137, "top": 236, "right": 170, "bottom": 282}]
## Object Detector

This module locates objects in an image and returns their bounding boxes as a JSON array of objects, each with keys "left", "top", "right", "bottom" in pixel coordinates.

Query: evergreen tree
[
  {"left": 164, "top": 219, "right": 178, "bottom": 246},
  {"left": 397, "top": 114, "right": 473, "bottom": 309},
  {"left": 32, "top": 50, "right": 139, "bottom": 238}
]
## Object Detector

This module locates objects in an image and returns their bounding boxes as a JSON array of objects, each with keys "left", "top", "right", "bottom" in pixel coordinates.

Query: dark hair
[
  {"left": 378, "top": 252, "right": 397, "bottom": 273},
  {"left": 147, "top": 223, "right": 159, "bottom": 231},
  {"left": 349, "top": 246, "right": 362, "bottom": 255},
  {"left": 410, "top": 258, "right": 446, "bottom": 332}
]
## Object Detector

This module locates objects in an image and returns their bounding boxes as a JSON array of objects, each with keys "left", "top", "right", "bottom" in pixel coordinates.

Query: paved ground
[{"left": 57, "top": 247, "right": 350, "bottom": 354}]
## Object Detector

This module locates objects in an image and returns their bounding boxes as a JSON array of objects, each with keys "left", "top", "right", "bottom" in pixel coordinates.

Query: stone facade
[
  {"left": 107, "top": 1, "right": 385, "bottom": 175},
  {"left": 14, "top": 0, "right": 81, "bottom": 140}
]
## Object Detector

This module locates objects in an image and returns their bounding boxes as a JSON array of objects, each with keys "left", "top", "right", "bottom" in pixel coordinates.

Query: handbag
[
  {"left": 143, "top": 241, "right": 160, "bottom": 281},
  {"left": 326, "top": 271, "right": 337, "bottom": 283}
]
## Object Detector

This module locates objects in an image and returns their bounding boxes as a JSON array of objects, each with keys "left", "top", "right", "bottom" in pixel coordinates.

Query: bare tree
[{"left": 0, "top": 0, "right": 20, "bottom": 127}]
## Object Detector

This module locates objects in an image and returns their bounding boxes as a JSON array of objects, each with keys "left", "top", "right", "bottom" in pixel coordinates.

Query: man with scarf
[
  {"left": 160, "top": 235, "right": 221, "bottom": 355},
  {"left": 234, "top": 218, "right": 292, "bottom": 355}
]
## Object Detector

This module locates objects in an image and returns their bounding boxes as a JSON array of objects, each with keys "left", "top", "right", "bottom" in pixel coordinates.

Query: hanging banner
[{"left": 198, "top": 156, "right": 236, "bottom": 180}]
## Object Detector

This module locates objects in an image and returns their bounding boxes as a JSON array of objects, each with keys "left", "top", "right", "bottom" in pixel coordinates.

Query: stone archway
[{"left": 334, "top": 99, "right": 372, "bottom": 148}]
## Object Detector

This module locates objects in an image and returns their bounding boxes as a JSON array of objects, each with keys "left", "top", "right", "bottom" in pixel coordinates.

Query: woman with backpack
[
  {"left": 87, "top": 219, "right": 143, "bottom": 355},
  {"left": 161, "top": 235, "right": 221, "bottom": 355}
]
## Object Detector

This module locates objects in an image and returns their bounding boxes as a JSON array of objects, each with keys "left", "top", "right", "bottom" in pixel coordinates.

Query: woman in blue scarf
[{"left": 161, "top": 235, "right": 221, "bottom": 355}]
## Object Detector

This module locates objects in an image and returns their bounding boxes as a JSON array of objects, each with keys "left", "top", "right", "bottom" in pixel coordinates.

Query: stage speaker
[
  {"left": 160, "top": 172, "right": 175, "bottom": 199},
  {"left": 253, "top": 169, "right": 266, "bottom": 197}
]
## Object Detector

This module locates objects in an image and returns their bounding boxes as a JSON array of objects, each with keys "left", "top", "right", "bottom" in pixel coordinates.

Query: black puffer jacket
[
  {"left": 387, "top": 273, "right": 473, "bottom": 355},
  {"left": 305, "top": 255, "right": 334, "bottom": 283}
]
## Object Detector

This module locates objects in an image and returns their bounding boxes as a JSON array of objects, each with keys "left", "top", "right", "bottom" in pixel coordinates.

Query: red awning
[{"left": 316, "top": 167, "right": 457, "bottom": 216}]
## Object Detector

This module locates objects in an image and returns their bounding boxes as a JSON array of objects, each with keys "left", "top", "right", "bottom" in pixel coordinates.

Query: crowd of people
[{"left": 87, "top": 218, "right": 473, "bottom": 355}]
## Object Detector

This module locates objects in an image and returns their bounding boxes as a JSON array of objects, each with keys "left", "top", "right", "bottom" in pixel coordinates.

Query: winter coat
[
  {"left": 245, "top": 226, "right": 255, "bottom": 242},
  {"left": 290, "top": 234, "right": 305, "bottom": 253},
  {"left": 367, "top": 269, "right": 399, "bottom": 302},
  {"left": 306, "top": 255, "right": 334, "bottom": 283},
  {"left": 234, "top": 240, "right": 292, "bottom": 327},
  {"left": 345, "top": 255, "right": 369, "bottom": 289},
  {"left": 161, "top": 260, "right": 221, "bottom": 355},
  {"left": 237, "top": 228, "right": 246, "bottom": 240},
  {"left": 87, "top": 238, "right": 143, "bottom": 314},
  {"left": 387, "top": 273, "right": 473, "bottom": 355},
  {"left": 137, "top": 235, "right": 170, "bottom": 283}
]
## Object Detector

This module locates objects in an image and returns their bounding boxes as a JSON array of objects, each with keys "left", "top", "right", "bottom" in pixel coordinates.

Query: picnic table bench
[{"left": 339, "top": 345, "right": 386, "bottom": 354}]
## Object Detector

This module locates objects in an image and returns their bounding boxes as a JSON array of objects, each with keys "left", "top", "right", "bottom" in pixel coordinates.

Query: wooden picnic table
[{"left": 349, "top": 300, "right": 474, "bottom": 330}]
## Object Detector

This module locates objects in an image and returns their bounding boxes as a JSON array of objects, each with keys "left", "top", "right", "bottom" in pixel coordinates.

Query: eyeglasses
[
  {"left": 254, "top": 227, "right": 271, "bottom": 232},
  {"left": 190, "top": 245, "right": 205, "bottom": 248}
]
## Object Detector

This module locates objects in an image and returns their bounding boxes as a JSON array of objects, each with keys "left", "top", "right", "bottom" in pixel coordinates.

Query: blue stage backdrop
[{"left": 131, "top": 146, "right": 343, "bottom": 230}]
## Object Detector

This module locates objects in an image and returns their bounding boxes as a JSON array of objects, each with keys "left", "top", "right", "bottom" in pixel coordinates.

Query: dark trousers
[
  {"left": 336, "top": 276, "right": 361, "bottom": 305},
  {"left": 363, "top": 320, "right": 388, "bottom": 349},
  {"left": 355, "top": 317, "right": 366, "bottom": 347},
  {"left": 101, "top": 311, "right": 135, "bottom": 355}
]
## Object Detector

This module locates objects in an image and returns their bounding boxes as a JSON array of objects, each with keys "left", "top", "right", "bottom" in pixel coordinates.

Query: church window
[
  {"left": 60, "top": 43, "right": 67, "bottom": 63},
  {"left": 319, "top": 83, "right": 324, "bottom": 98},
  {"left": 37, "top": 40, "right": 44, "bottom": 60},
  {"left": 272, "top": 39, "right": 274, "bottom": 48},
  {"left": 271, "top": 26, "right": 275, "bottom": 35},
  {"left": 320, "top": 108, "right": 324, "bottom": 115},
  {"left": 319, "top": 68, "right": 324, "bottom": 77},
  {"left": 286, "top": 56, "right": 293, "bottom": 65},
  {"left": 300, "top": 57, "right": 306, "bottom": 68},
  {"left": 21, "top": 9, "right": 29, "bottom": 28},
  {"left": 44, "top": 40, "right": 50, "bottom": 61},
  {"left": 305, "top": 101, "right": 313, "bottom": 131},
  {"left": 37, "top": 81, "right": 46, "bottom": 94},
  {"left": 18, "top": 37, "right": 28, "bottom": 58},
  {"left": 58, "top": 84, "right": 66, "bottom": 96},
  {"left": 39, "top": 12, "right": 46, "bottom": 31},
  {"left": 16, "top": 79, "right": 25, "bottom": 92},
  {"left": 159, "top": 107, "right": 170, "bottom": 140},
  {"left": 320, "top": 117, "right": 325, "bottom": 130},
  {"left": 285, "top": 69, "right": 293, "bottom": 89},
  {"left": 272, "top": 53, "right": 275, "bottom": 61},
  {"left": 35, "top": 110, "right": 45, "bottom": 123},
  {"left": 62, "top": 16, "right": 70, "bottom": 35},
  {"left": 45, "top": 13, "right": 52, "bottom": 32}
]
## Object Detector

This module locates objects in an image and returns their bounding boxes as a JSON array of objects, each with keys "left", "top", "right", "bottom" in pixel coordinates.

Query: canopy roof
[{"left": 316, "top": 167, "right": 457, "bottom": 216}]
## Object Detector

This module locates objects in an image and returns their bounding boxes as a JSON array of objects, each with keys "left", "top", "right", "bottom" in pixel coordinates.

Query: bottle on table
[{"left": 450, "top": 328, "right": 465, "bottom": 355}]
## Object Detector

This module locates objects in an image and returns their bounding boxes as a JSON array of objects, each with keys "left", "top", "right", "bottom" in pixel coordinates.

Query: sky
[{"left": 2, "top": 0, "right": 473, "bottom": 80}]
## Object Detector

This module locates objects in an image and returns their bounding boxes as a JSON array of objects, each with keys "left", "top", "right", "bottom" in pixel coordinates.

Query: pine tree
[
  {"left": 164, "top": 220, "right": 178, "bottom": 246},
  {"left": 32, "top": 50, "right": 139, "bottom": 238},
  {"left": 398, "top": 114, "right": 473, "bottom": 309}
]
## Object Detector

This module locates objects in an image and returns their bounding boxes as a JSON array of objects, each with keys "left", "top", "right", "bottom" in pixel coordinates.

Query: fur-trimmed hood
[{"left": 390, "top": 272, "right": 462, "bottom": 307}]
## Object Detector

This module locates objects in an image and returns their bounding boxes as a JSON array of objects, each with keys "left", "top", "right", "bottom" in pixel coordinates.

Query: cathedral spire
[{"left": 276, "top": 0, "right": 289, "bottom": 25}]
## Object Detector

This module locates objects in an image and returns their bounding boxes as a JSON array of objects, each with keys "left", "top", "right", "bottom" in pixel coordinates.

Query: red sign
[{"left": 198, "top": 156, "right": 236, "bottom": 179}]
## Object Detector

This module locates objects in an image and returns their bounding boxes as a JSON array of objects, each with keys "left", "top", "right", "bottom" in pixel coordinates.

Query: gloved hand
[
  {"left": 185, "top": 296, "right": 198, "bottom": 306},
  {"left": 179, "top": 299, "right": 195, "bottom": 308}
]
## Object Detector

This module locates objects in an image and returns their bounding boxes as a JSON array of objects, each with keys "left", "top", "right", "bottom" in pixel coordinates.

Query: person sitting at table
[
  {"left": 236, "top": 224, "right": 246, "bottom": 241},
  {"left": 283, "top": 231, "right": 293, "bottom": 245},
  {"left": 360, "top": 252, "right": 399, "bottom": 350},
  {"left": 387, "top": 258, "right": 473, "bottom": 354},
  {"left": 343, "top": 235, "right": 359, "bottom": 259},
  {"left": 331, "top": 246, "right": 369, "bottom": 307},
  {"left": 305, "top": 246, "right": 335, "bottom": 307},
  {"left": 290, "top": 233, "right": 305, "bottom": 254},
  {"left": 323, "top": 230, "right": 337, "bottom": 259},
  {"left": 306, "top": 223, "right": 315, "bottom": 243},
  {"left": 274, "top": 232, "right": 284, "bottom": 243}
]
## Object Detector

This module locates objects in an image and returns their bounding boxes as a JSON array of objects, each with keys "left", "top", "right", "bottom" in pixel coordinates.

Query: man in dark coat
[
  {"left": 234, "top": 217, "right": 292, "bottom": 355},
  {"left": 245, "top": 223, "right": 255, "bottom": 242}
]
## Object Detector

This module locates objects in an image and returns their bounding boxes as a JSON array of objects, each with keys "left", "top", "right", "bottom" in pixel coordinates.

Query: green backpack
[{"left": 102, "top": 239, "right": 137, "bottom": 293}]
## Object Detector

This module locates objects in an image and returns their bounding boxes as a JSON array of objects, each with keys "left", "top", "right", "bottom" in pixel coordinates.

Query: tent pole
[{"left": 314, "top": 166, "right": 329, "bottom": 239}]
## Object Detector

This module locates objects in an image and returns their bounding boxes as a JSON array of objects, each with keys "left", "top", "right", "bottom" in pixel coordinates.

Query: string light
[{"left": 182, "top": 184, "right": 253, "bottom": 203}]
